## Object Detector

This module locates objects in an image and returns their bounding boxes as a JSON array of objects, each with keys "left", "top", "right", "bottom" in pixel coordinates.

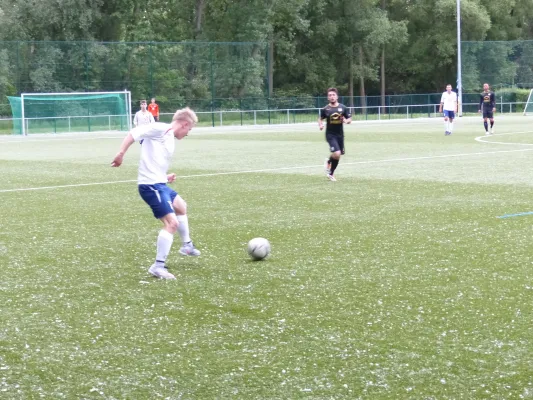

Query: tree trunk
[
  {"left": 194, "top": 0, "right": 207, "bottom": 38},
  {"left": 359, "top": 45, "right": 366, "bottom": 112},
  {"left": 381, "top": 47, "right": 385, "bottom": 109},
  {"left": 268, "top": 40, "right": 274, "bottom": 97},
  {"left": 348, "top": 44, "right": 354, "bottom": 107},
  {"left": 189, "top": 0, "right": 207, "bottom": 80}
]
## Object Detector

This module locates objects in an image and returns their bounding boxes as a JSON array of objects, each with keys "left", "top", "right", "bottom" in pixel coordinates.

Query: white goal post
[
  {"left": 523, "top": 89, "right": 533, "bottom": 116},
  {"left": 20, "top": 90, "right": 132, "bottom": 135}
]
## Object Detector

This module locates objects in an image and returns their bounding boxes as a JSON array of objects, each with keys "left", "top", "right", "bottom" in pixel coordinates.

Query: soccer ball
[{"left": 247, "top": 237, "right": 271, "bottom": 261}]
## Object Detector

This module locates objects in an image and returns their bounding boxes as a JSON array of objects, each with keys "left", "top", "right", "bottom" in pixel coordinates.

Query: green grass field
[{"left": 1, "top": 116, "right": 533, "bottom": 399}]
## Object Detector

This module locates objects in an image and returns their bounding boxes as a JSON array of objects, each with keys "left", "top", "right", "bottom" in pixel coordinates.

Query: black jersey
[
  {"left": 479, "top": 91, "right": 495, "bottom": 110},
  {"left": 320, "top": 103, "right": 351, "bottom": 136}
]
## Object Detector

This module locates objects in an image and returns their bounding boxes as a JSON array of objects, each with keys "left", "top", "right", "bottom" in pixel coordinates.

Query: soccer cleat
[
  {"left": 179, "top": 242, "right": 201, "bottom": 256},
  {"left": 444, "top": 131, "right": 448, "bottom": 136},
  {"left": 490, "top": 128, "right": 494, "bottom": 135},
  {"left": 148, "top": 264, "right": 176, "bottom": 279},
  {"left": 485, "top": 131, "right": 490, "bottom": 135},
  {"left": 324, "top": 158, "right": 331, "bottom": 175},
  {"left": 327, "top": 174, "right": 336, "bottom": 182}
]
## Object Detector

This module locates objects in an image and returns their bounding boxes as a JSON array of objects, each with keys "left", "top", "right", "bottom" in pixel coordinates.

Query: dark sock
[
  {"left": 490, "top": 121, "right": 494, "bottom": 128},
  {"left": 484, "top": 121, "right": 488, "bottom": 131},
  {"left": 330, "top": 159, "right": 339, "bottom": 175}
]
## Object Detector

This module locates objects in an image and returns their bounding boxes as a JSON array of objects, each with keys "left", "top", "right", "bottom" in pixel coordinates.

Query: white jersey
[
  {"left": 440, "top": 91, "right": 457, "bottom": 111},
  {"left": 134, "top": 110, "right": 154, "bottom": 126},
  {"left": 131, "top": 123, "right": 175, "bottom": 184}
]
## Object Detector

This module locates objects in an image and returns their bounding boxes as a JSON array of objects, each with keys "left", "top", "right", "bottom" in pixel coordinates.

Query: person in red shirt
[{"left": 148, "top": 98, "right": 160, "bottom": 122}]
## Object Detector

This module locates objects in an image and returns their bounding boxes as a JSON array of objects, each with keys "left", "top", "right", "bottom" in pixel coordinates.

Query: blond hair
[{"left": 173, "top": 107, "right": 198, "bottom": 125}]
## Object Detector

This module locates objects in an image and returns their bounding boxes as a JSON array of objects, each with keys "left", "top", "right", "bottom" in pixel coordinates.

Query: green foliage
[
  {"left": 462, "top": 41, "right": 533, "bottom": 91},
  {"left": 0, "top": 49, "right": 15, "bottom": 103},
  {"left": 495, "top": 87, "right": 531, "bottom": 103},
  {"left": 0, "top": 0, "right": 533, "bottom": 99}
]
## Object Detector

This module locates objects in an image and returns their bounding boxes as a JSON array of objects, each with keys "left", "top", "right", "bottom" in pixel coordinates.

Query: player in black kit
[
  {"left": 478, "top": 83, "right": 496, "bottom": 135},
  {"left": 318, "top": 88, "right": 352, "bottom": 181}
]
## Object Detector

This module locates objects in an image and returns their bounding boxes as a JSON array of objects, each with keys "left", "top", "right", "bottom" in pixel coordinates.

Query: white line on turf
[
  {"left": 0, "top": 180, "right": 137, "bottom": 193},
  {"left": 475, "top": 130, "right": 533, "bottom": 145},
  {"left": 1, "top": 146, "right": 533, "bottom": 194}
]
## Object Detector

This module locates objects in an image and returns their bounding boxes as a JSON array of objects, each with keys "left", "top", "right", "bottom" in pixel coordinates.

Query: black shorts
[
  {"left": 326, "top": 133, "right": 345, "bottom": 154},
  {"left": 482, "top": 110, "right": 494, "bottom": 119}
]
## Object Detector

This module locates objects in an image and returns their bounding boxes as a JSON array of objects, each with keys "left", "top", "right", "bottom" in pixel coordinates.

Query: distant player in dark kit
[
  {"left": 318, "top": 88, "right": 352, "bottom": 182},
  {"left": 478, "top": 83, "right": 496, "bottom": 135}
]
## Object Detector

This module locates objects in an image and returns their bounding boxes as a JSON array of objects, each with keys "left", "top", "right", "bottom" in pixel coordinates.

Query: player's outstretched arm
[
  {"left": 111, "top": 132, "right": 135, "bottom": 167},
  {"left": 318, "top": 118, "right": 324, "bottom": 130}
]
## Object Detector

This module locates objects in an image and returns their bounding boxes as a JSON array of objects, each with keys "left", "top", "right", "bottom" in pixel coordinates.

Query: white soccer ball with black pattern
[{"left": 247, "top": 237, "right": 271, "bottom": 260}]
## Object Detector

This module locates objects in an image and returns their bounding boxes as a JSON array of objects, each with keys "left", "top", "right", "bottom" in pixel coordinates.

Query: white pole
[
  {"left": 524, "top": 89, "right": 533, "bottom": 115},
  {"left": 126, "top": 90, "right": 132, "bottom": 131},
  {"left": 457, "top": 0, "right": 463, "bottom": 117},
  {"left": 21, "top": 94, "right": 26, "bottom": 136}
]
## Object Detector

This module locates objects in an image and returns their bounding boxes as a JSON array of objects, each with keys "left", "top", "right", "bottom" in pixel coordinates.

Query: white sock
[
  {"left": 449, "top": 121, "right": 453, "bottom": 133},
  {"left": 176, "top": 214, "right": 191, "bottom": 244},
  {"left": 445, "top": 120, "right": 449, "bottom": 131},
  {"left": 156, "top": 229, "right": 174, "bottom": 267}
]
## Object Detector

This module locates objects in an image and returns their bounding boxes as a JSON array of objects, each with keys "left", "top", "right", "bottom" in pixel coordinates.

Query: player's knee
[
  {"left": 166, "top": 217, "right": 179, "bottom": 233},
  {"left": 173, "top": 197, "right": 187, "bottom": 215},
  {"left": 162, "top": 214, "right": 179, "bottom": 233},
  {"left": 174, "top": 201, "right": 187, "bottom": 215},
  {"left": 332, "top": 152, "right": 341, "bottom": 160}
]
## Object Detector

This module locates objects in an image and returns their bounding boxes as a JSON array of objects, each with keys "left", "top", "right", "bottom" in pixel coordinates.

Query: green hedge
[{"left": 495, "top": 88, "right": 531, "bottom": 103}]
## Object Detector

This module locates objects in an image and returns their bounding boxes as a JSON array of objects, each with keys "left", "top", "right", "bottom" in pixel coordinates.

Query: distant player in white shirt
[
  {"left": 111, "top": 107, "right": 200, "bottom": 280},
  {"left": 439, "top": 84, "right": 458, "bottom": 136},
  {"left": 133, "top": 100, "right": 155, "bottom": 127}
]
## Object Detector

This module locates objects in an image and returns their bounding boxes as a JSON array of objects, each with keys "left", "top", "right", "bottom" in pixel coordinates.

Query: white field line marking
[
  {"left": 0, "top": 180, "right": 137, "bottom": 193},
  {"left": 475, "top": 130, "right": 533, "bottom": 145},
  {"left": 1, "top": 146, "right": 533, "bottom": 194}
]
